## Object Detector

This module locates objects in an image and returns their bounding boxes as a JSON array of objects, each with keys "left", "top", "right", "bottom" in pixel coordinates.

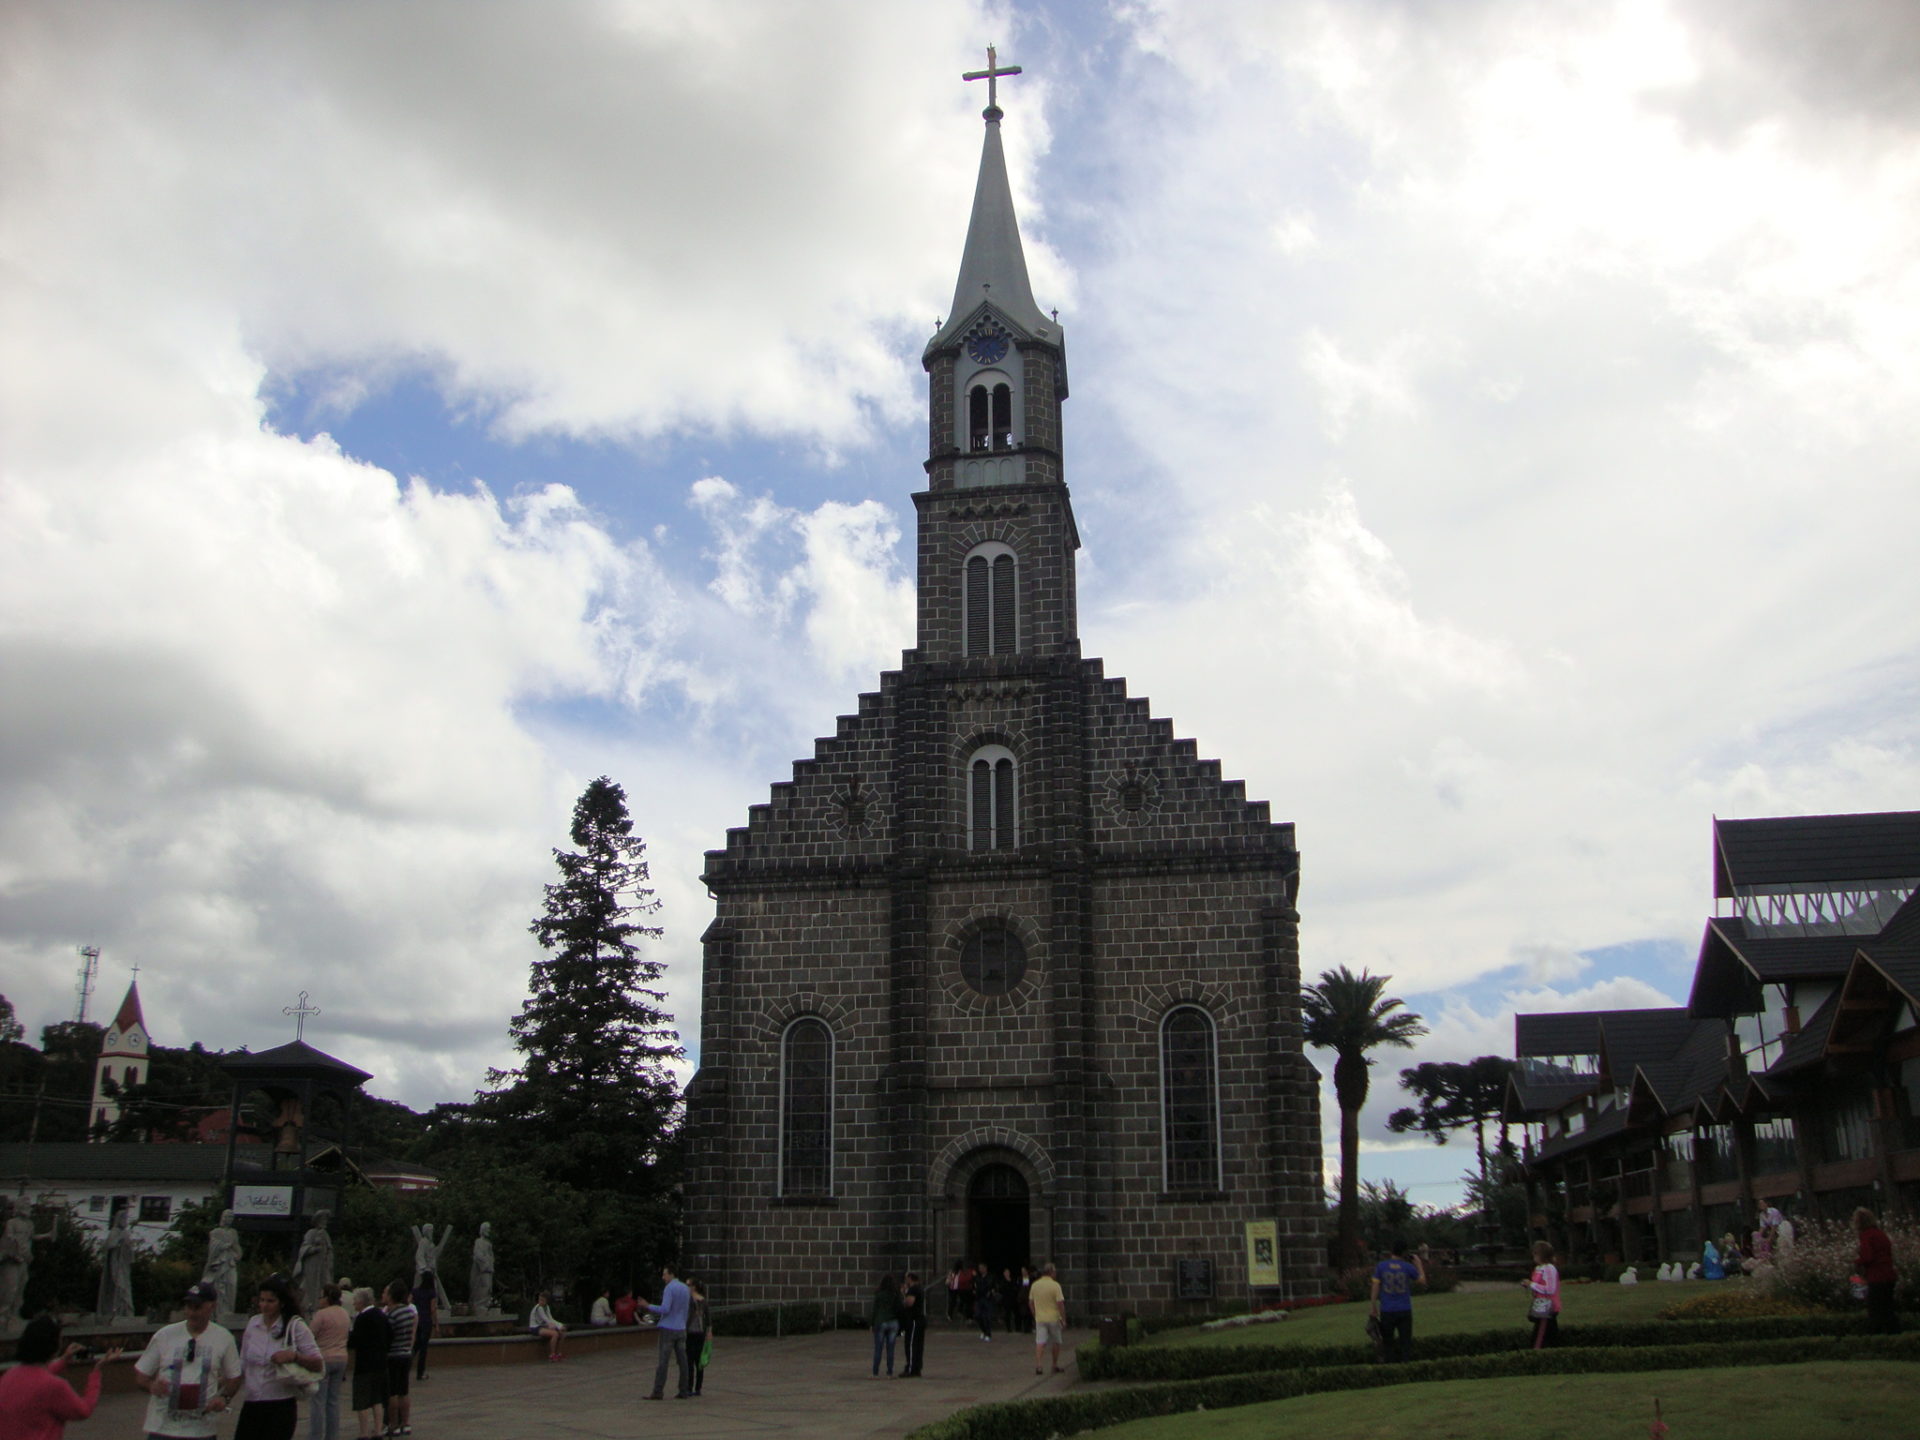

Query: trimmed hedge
[
  {"left": 1076, "top": 1311, "right": 1919, "bottom": 1382},
  {"left": 906, "top": 1332, "right": 1920, "bottom": 1440}
]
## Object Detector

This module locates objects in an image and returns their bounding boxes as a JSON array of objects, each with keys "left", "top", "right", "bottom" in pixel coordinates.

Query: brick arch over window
[
  {"left": 937, "top": 909, "right": 1045, "bottom": 1015},
  {"left": 1122, "top": 981, "right": 1243, "bottom": 1029},
  {"left": 929, "top": 1126, "right": 1057, "bottom": 1200},
  {"left": 963, "top": 541, "right": 1018, "bottom": 656},
  {"left": 752, "top": 992, "right": 855, "bottom": 1044}
]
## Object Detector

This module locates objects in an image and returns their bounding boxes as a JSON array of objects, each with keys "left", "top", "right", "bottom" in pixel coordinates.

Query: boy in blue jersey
[{"left": 1369, "top": 1238, "right": 1425, "bottom": 1363}]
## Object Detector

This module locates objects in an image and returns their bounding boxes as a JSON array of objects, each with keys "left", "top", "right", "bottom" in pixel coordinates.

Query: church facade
[{"left": 684, "top": 85, "right": 1325, "bottom": 1316}]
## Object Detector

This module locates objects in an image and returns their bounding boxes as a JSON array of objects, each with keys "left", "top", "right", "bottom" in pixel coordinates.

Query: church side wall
[
  {"left": 693, "top": 886, "right": 895, "bottom": 1309},
  {"left": 1090, "top": 869, "right": 1322, "bottom": 1313}
]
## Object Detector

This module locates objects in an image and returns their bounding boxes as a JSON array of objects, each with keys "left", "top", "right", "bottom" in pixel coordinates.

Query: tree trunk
[{"left": 1333, "top": 1051, "right": 1370, "bottom": 1270}]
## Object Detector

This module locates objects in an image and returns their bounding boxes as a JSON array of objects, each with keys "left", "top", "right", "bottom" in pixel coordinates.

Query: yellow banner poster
[{"left": 1244, "top": 1218, "right": 1280, "bottom": 1287}]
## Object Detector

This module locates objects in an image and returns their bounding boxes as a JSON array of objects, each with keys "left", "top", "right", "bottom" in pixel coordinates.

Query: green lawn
[
  {"left": 1158, "top": 1281, "right": 1741, "bottom": 1348},
  {"left": 1072, "top": 1360, "right": 1920, "bottom": 1440}
]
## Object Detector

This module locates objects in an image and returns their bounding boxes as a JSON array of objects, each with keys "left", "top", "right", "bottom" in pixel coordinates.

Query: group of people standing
[
  {"left": 1366, "top": 1238, "right": 1564, "bottom": 1363},
  {"left": 873, "top": 1263, "right": 1067, "bottom": 1379}
]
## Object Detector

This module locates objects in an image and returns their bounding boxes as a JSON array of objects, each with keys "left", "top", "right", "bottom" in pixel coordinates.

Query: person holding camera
[
  {"left": 0, "top": 1315, "right": 123, "bottom": 1439},
  {"left": 135, "top": 1280, "right": 244, "bottom": 1440}
]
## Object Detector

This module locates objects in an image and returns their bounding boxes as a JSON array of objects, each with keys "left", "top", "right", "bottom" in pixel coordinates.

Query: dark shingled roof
[
  {"left": 219, "top": 1040, "right": 372, "bottom": 1085},
  {"left": 1764, "top": 988, "right": 1841, "bottom": 1077},
  {"left": 0, "top": 1143, "right": 270, "bottom": 1182},
  {"left": 1714, "top": 810, "right": 1920, "bottom": 897},
  {"left": 1689, "top": 918, "right": 1863, "bottom": 1015},
  {"left": 1532, "top": 1102, "right": 1629, "bottom": 1164},
  {"left": 1515, "top": 1012, "right": 1602, "bottom": 1057},
  {"left": 1506, "top": 1074, "right": 1594, "bottom": 1120},
  {"left": 1598, "top": 1009, "right": 1696, "bottom": 1075}
]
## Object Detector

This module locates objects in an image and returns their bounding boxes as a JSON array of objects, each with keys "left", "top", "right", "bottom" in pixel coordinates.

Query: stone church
[{"left": 684, "top": 75, "right": 1325, "bottom": 1316}]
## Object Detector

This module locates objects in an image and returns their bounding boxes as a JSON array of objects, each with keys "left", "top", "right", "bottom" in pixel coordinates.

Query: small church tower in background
[{"left": 90, "top": 981, "right": 149, "bottom": 1140}]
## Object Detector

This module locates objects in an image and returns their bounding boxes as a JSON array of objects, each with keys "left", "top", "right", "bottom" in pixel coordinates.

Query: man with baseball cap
[{"left": 134, "top": 1280, "right": 242, "bottom": 1439}]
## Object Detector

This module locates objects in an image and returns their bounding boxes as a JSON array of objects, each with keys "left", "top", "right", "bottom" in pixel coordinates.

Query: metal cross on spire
[
  {"left": 963, "top": 44, "right": 1022, "bottom": 114},
  {"left": 283, "top": 990, "right": 321, "bottom": 1041}
]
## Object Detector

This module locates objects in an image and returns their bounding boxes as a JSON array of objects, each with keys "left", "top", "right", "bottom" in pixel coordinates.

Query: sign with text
[
  {"left": 232, "top": 1185, "right": 295, "bottom": 1218},
  {"left": 1244, "top": 1218, "right": 1280, "bottom": 1287}
]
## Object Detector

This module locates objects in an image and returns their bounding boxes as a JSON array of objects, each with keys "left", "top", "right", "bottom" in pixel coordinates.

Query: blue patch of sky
[
  {"left": 261, "top": 367, "right": 930, "bottom": 553},
  {"left": 1409, "top": 935, "right": 1695, "bottom": 1023}
]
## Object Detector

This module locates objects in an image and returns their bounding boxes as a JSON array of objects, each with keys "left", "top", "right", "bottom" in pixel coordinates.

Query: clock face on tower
[{"left": 967, "top": 327, "right": 1010, "bottom": 365}]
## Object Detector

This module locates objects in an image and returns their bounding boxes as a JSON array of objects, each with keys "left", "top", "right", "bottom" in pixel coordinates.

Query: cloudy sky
[{"left": 6, "top": 0, "right": 1919, "bottom": 1207}]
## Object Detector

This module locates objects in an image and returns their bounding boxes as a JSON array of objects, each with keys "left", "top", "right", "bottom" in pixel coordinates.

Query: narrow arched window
[
  {"left": 1161, "top": 1006, "right": 1220, "bottom": 1191},
  {"left": 963, "top": 543, "right": 1017, "bottom": 656},
  {"left": 780, "top": 1017, "right": 833, "bottom": 1196},
  {"left": 969, "top": 385, "right": 992, "bottom": 452},
  {"left": 991, "top": 384, "right": 1013, "bottom": 448},
  {"left": 968, "top": 744, "right": 1018, "bottom": 851}
]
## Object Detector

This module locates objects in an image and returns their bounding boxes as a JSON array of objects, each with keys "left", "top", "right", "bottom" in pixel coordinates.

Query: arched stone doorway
[{"left": 966, "top": 1162, "right": 1031, "bottom": 1272}]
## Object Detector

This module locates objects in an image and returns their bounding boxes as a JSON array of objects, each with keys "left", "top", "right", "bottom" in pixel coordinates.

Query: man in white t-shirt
[{"left": 134, "top": 1280, "right": 242, "bottom": 1440}]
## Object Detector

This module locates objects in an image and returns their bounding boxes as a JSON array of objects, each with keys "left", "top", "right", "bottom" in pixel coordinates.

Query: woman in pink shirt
[
  {"left": 1525, "top": 1240, "right": 1561, "bottom": 1350},
  {"left": 0, "top": 1315, "right": 123, "bottom": 1440}
]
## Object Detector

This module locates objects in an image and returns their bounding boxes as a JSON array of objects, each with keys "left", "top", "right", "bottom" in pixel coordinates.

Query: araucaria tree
[
  {"left": 1387, "top": 1055, "right": 1517, "bottom": 1186},
  {"left": 480, "top": 777, "right": 684, "bottom": 1197},
  {"left": 1302, "top": 966, "right": 1426, "bottom": 1270}
]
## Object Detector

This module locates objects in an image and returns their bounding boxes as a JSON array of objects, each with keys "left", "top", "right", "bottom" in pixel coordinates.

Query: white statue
[
  {"left": 467, "top": 1222, "right": 496, "bottom": 1315},
  {"left": 96, "top": 1208, "right": 136, "bottom": 1318},
  {"left": 296, "top": 1210, "right": 334, "bottom": 1306},
  {"left": 203, "top": 1208, "right": 242, "bottom": 1316},
  {"left": 1618, "top": 1266, "right": 1638, "bottom": 1284},
  {"left": 412, "top": 1222, "right": 451, "bottom": 1310},
  {"left": 0, "top": 1200, "right": 32, "bottom": 1326}
]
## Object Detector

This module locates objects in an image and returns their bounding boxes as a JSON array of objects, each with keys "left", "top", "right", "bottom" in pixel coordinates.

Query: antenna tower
[{"left": 75, "top": 945, "right": 101, "bottom": 1024}]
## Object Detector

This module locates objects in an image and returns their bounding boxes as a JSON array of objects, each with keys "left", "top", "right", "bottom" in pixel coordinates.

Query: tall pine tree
[{"left": 478, "top": 777, "right": 684, "bottom": 1195}]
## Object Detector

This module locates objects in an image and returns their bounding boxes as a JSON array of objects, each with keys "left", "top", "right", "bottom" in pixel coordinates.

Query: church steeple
[
  {"left": 915, "top": 50, "right": 1078, "bottom": 663},
  {"left": 923, "top": 50, "right": 1067, "bottom": 497}
]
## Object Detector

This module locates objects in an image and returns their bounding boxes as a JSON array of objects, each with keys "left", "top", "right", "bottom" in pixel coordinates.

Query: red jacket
[
  {"left": 1857, "top": 1226, "right": 1896, "bottom": 1286},
  {"left": 0, "top": 1358, "right": 102, "bottom": 1440}
]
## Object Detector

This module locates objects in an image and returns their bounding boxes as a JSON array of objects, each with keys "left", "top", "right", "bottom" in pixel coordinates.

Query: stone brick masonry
[{"left": 685, "top": 284, "right": 1324, "bottom": 1322}]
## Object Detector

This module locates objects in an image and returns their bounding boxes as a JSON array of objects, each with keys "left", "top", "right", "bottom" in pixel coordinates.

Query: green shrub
[
  {"left": 1756, "top": 1217, "right": 1920, "bottom": 1313},
  {"left": 909, "top": 1333, "right": 1920, "bottom": 1440},
  {"left": 1074, "top": 1312, "right": 1914, "bottom": 1383}
]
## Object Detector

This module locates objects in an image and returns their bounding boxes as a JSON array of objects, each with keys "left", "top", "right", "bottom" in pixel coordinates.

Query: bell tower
[{"left": 916, "top": 51, "right": 1077, "bottom": 664}]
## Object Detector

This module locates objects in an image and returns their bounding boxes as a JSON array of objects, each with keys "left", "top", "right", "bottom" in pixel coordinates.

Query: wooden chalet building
[{"left": 1509, "top": 810, "right": 1920, "bottom": 1263}]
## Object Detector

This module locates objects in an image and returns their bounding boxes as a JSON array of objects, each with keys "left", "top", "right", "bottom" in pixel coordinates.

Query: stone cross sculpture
[
  {"left": 296, "top": 1210, "right": 334, "bottom": 1307},
  {"left": 203, "top": 1208, "right": 242, "bottom": 1317},
  {"left": 96, "top": 1209, "right": 136, "bottom": 1319},
  {"left": 412, "top": 1222, "right": 452, "bottom": 1310},
  {"left": 467, "top": 1221, "right": 496, "bottom": 1316},
  {"left": 0, "top": 1199, "right": 32, "bottom": 1329}
]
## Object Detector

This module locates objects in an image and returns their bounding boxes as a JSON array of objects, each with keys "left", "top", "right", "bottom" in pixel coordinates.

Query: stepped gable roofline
[
  {"left": 1713, "top": 809, "right": 1920, "bottom": 897},
  {"left": 925, "top": 101, "right": 1061, "bottom": 365},
  {"left": 1687, "top": 916, "right": 1864, "bottom": 1016},
  {"left": 219, "top": 1039, "right": 372, "bottom": 1086},
  {"left": 110, "top": 982, "right": 146, "bottom": 1036}
]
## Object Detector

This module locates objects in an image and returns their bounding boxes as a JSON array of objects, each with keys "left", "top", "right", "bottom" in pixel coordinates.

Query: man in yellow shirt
[{"left": 1027, "top": 1262, "right": 1067, "bottom": 1375}]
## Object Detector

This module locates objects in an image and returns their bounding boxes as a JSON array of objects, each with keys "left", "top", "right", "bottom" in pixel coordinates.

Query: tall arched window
[
  {"left": 966, "top": 375, "right": 1016, "bottom": 452},
  {"left": 1161, "top": 1006, "right": 1221, "bottom": 1191},
  {"left": 780, "top": 1017, "right": 833, "bottom": 1196},
  {"left": 968, "top": 744, "right": 1018, "bottom": 852},
  {"left": 964, "top": 543, "right": 1017, "bottom": 656}
]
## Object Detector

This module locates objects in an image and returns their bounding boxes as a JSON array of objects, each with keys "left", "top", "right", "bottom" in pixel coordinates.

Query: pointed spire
[
  {"left": 928, "top": 54, "right": 1056, "bottom": 357},
  {"left": 111, "top": 981, "right": 145, "bottom": 1035}
]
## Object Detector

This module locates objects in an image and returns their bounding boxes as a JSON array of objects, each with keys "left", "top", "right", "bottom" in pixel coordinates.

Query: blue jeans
[
  {"left": 308, "top": 1359, "right": 347, "bottom": 1440},
  {"left": 651, "top": 1329, "right": 689, "bottom": 1397},
  {"left": 871, "top": 1321, "right": 898, "bottom": 1374}
]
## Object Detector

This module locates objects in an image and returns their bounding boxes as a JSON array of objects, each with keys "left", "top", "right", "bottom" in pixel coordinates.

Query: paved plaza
[{"left": 83, "top": 1322, "right": 1082, "bottom": 1440}]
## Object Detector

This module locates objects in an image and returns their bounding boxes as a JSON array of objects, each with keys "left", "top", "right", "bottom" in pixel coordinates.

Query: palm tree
[{"left": 1302, "top": 965, "right": 1427, "bottom": 1270}]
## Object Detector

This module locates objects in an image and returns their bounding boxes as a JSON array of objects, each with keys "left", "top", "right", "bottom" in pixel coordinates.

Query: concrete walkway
[{"left": 83, "top": 1322, "right": 1081, "bottom": 1440}]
